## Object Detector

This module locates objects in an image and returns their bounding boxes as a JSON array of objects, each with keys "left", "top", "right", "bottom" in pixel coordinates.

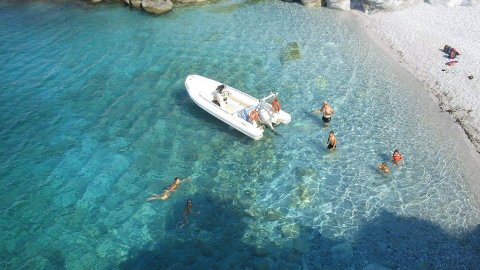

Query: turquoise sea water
[{"left": 1, "top": 1, "right": 480, "bottom": 269}]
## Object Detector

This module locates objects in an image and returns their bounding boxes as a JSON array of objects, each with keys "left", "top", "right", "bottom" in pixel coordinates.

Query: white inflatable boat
[{"left": 185, "top": 75, "right": 291, "bottom": 140}]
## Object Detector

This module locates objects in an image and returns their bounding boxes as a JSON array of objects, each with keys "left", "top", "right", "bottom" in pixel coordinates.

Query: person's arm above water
[
  {"left": 313, "top": 106, "right": 325, "bottom": 114},
  {"left": 181, "top": 176, "right": 192, "bottom": 182}
]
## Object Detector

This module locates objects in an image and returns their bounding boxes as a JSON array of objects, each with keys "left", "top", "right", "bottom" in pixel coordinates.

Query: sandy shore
[{"left": 350, "top": 3, "right": 480, "bottom": 154}]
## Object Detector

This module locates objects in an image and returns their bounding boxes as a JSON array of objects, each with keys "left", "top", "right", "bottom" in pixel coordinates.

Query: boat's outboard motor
[{"left": 257, "top": 103, "right": 276, "bottom": 133}]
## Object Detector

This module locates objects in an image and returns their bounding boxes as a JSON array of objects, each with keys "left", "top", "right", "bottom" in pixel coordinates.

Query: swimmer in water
[
  {"left": 147, "top": 177, "right": 191, "bottom": 201},
  {"left": 179, "top": 199, "right": 194, "bottom": 228},
  {"left": 391, "top": 149, "right": 403, "bottom": 164},
  {"left": 378, "top": 162, "right": 391, "bottom": 175}
]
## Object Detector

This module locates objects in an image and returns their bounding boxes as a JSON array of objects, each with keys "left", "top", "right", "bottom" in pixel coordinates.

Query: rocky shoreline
[{"left": 89, "top": 0, "right": 477, "bottom": 15}]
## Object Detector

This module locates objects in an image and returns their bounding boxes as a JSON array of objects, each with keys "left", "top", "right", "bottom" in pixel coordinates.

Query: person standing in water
[
  {"left": 314, "top": 101, "right": 335, "bottom": 125},
  {"left": 327, "top": 131, "right": 337, "bottom": 150}
]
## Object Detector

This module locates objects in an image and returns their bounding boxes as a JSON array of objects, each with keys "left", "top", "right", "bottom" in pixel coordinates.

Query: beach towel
[
  {"left": 446, "top": 60, "right": 458, "bottom": 66},
  {"left": 238, "top": 109, "right": 251, "bottom": 122}
]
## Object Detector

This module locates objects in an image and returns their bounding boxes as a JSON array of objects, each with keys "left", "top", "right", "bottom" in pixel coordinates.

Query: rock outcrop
[
  {"left": 300, "top": 0, "right": 325, "bottom": 7},
  {"left": 122, "top": 0, "right": 173, "bottom": 14},
  {"left": 424, "top": 0, "right": 473, "bottom": 6},
  {"left": 141, "top": 0, "right": 173, "bottom": 14},
  {"left": 362, "top": 0, "right": 420, "bottom": 11},
  {"left": 125, "top": 0, "right": 142, "bottom": 8},
  {"left": 172, "top": 0, "right": 211, "bottom": 4},
  {"left": 326, "top": 0, "right": 351, "bottom": 10},
  {"left": 94, "top": 0, "right": 477, "bottom": 15},
  {"left": 300, "top": 0, "right": 418, "bottom": 11}
]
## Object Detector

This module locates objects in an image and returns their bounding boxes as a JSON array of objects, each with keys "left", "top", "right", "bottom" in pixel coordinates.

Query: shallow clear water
[{"left": 1, "top": 1, "right": 480, "bottom": 269}]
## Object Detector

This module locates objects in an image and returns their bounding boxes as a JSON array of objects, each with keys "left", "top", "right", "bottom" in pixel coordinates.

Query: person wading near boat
[
  {"left": 271, "top": 98, "right": 281, "bottom": 112},
  {"left": 327, "top": 131, "right": 337, "bottom": 150},
  {"left": 147, "top": 176, "right": 191, "bottom": 201},
  {"left": 314, "top": 101, "right": 335, "bottom": 125}
]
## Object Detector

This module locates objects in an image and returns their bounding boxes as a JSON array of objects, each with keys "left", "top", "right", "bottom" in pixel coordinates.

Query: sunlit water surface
[{"left": 1, "top": 1, "right": 480, "bottom": 269}]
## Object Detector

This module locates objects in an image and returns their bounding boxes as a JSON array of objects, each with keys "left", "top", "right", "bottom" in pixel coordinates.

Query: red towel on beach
[{"left": 446, "top": 60, "right": 458, "bottom": 66}]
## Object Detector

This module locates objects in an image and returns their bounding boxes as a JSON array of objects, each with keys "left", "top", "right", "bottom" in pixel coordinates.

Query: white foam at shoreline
[{"left": 350, "top": 3, "right": 480, "bottom": 154}]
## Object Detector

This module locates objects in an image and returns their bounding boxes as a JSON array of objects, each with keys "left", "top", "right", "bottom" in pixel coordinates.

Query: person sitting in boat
[
  {"left": 215, "top": 84, "right": 230, "bottom": 107},
  {"left": 147, "top": 176, "right": 190, "bottom": 201},
  {"left": 248, "top": 108, "right": 259, "bottom": 123},
  {"left": 391, "top": 149, "right": 403, "bottom": 164}
]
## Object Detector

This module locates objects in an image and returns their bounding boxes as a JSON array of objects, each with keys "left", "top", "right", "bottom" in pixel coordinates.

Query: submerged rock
[
  {"left": 282, "top": 250, "right": 303, "bottom": 264},
  {"left": 211, "top": 3, "right": 243, "bottom": 13},
  {"left": 331, "top": 242, "right": 353, "bottom": 264},
  {"left": 293, "top": 239, "right": 310, "bottom": 254},
  {"left": 245, "top": 208, "right": 260, "bottom": 218},
  {"left": 281, "top": 223, "right": 300, "bottom": 238},
  {"left": 265, "top": 208, "right": 284, "bottom": 221},
  {"left": 253, "top": 246, "right": 269, "bottom": 257},
  {"left": 295, "top": 167, "right": 315, "bottom": 178},
  {"left": 200, "top": 243, "right": 214, "bottom": 257},
  {"left": 363, "top": 263, "right": 392, "bottom": 270},
  {"left": 253, "top": 257, "right": 274, "bottom": 270},
  {"left": 291, "top": 183, "right": 313, "bottom": 208},
  {"left": 280, "top": 42, "right": 302, "bottom": 63}
]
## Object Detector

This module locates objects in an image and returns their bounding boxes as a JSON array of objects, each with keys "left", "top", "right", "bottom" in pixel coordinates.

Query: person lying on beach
[
  {"left": 314, "top": 101, "right": 335, "bottom": 125},
  {"left": 147, "top": 176, "right": 191, "bottom": 201},
  {"left": 391, "top": 149, "right": 403, "bottom": 164},
  {"left": 378, "top": 162, "right": 391, "bottom": 174},
  {"left": 442, "top": 45, "right": 461, "bottom": 59},
  {"left": 327, "top": 131, "right": 337, "bottom": 150}
]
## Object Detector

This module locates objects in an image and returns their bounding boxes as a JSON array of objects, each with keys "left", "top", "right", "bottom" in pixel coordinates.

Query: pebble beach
[{"left": 353, "top": 3, "right": 480, "bottom": 154}]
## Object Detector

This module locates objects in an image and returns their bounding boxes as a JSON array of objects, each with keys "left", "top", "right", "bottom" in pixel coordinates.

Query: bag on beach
[{"left": 443, "top": 45, "right": 451, "bottom": 53}]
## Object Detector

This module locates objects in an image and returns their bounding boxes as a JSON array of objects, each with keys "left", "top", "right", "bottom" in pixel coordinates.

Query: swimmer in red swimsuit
[{"left": 391, "top": 149, "right": 403, "bottom": 164}]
